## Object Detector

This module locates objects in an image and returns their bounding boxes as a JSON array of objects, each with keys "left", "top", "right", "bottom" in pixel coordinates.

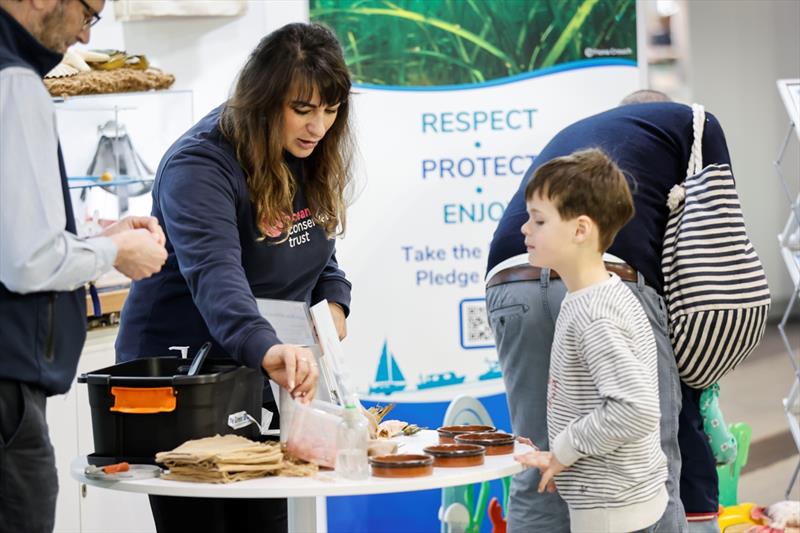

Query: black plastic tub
[{"left": 78, "top": 357, "right": 262, "bottom": 465}]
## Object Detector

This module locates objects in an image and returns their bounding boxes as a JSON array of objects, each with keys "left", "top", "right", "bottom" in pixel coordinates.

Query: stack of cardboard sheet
[{"left": 156, "top": 434, "right": 314, "bottom": 483}]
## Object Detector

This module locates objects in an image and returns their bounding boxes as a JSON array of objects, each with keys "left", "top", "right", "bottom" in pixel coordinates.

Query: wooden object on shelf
[{"left": 45, "top": 68, "right": 175, "bottom": 97}]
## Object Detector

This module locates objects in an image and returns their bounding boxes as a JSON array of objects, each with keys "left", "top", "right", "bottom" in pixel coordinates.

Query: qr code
[{"left": 459, "top": 298, "right": 494, "bottom": 349}]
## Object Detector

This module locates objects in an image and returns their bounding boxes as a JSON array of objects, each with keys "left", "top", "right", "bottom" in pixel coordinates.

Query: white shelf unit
[
  {"left": 53, "top": 89, "right": 193, "bottom": 225},
  {"left": 779, "top": 237, "right": 800, "bottom": 288},
  {"left": 774, "top": 79, "right": 800, "bottom": 499}
]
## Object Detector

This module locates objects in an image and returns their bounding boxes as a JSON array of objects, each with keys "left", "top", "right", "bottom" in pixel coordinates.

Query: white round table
[{"left": 71, "top": 430, "right": 530, "bottom": 532}]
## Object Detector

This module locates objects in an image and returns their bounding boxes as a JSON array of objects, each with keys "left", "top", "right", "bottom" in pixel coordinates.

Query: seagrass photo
[{"left": 311, "top": 0, "right": 636, "bottom": 85}]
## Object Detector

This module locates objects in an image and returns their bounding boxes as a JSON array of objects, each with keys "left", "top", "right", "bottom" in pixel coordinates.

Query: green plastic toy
[
  {"left": 716, "top": 422, "right": 753, "bottom": 507},
  {"left": 700, "top": 383, "right": 738, "bottom": 465}
]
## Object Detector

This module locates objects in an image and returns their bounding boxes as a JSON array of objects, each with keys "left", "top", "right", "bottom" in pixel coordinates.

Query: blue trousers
[{"left": 486, "top": 272, "right": 691, "bottom": 533}]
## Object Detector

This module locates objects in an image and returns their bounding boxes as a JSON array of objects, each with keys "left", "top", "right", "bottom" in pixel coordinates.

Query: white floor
[{"left": 739, "top": 456, "right": 799, "bottom": 503}]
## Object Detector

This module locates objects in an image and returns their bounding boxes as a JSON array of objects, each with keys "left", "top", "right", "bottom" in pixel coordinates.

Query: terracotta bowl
[
  {"left": 369, "top": 454, "right": 434, "bottom": 478},
  {"left": 454, "top": 432, "right": 515, "bottom": 455},
  {"left": 422, "top": 444, "right": 486, "bottom": 467},
  {"left": 436, "top": 425, "right": 496, "bottom": 444}
]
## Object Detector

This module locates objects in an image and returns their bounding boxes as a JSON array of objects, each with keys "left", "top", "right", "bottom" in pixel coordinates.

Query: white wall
[
  {"left": 85, "top": 0, "right": 307, "bottom": 119},
  {"left": 685, "top": 0, "right": 800, "bottom": 317}
]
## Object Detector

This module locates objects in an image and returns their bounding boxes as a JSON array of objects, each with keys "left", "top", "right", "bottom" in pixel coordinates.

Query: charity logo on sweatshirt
[
  {"left": 262, "top": 207, "right": 317, "bottom": 248},
  {"left": 287, "top": 207, "right": 315, "bottom": 248}
]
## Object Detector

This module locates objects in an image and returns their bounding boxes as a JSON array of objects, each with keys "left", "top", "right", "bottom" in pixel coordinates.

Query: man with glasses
[
  {"left": 78, "top": 0, "right": 103, "bottom": 29},
  {"left": 80, "top": 0, "right": 100, "bottom": 30},
  {"left": 0, "top": 1, "right": 167, "bottom": 531}
]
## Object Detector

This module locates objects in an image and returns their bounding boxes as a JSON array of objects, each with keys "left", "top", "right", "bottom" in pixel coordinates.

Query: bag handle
[{"left": 686, "top": 103, "right": 705, "bottom": 177}]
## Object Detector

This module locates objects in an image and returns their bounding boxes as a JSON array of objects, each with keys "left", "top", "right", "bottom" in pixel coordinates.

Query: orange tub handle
[{"left": 110, "top": 386, "right": 177, "bottom": 413}]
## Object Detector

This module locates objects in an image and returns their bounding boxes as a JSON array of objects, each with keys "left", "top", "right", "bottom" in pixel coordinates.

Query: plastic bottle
[{"left": 335, "top": 397, "right": 369, "bottom": 479}]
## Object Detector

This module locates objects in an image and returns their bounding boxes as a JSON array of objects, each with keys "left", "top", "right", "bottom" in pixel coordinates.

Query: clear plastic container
[
  {"left": 335, "top": 399, "right": 369, "bottom": 479},
  {"left": 280, "top": 387, "right": 345, "bottom": 442},
  {"left": 278, "top": 387, "right": 295, "bottom": 444},
  {"left": 284, "top": 398, "right": 342, "bottom": 468}
]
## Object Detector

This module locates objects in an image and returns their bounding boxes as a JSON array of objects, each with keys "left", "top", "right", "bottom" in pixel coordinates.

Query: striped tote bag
[{"left": 662, "top": 104, "right": 771, "bottom": 389}]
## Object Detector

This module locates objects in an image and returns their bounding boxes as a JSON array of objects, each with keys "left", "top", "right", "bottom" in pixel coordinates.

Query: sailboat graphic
[
  {"left": 417, "top": 371, "right": 465, "bottom": 390},
  {"left": 478, "top": 359, "right": 502, "bottom": 381},
  {"left": 369, "top": 341, "right": 407, "bottom": 396}
]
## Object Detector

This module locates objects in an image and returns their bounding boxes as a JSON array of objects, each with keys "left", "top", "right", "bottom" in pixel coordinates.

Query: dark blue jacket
[
  {"left": 116, "top": 106, "right": 352, "bottom": 370},
  {"left": 0, "top": 8, "right": 87, "bottom": 395},
  {"left": 487, "top": 102, "right": 733, "bottom": 294}
]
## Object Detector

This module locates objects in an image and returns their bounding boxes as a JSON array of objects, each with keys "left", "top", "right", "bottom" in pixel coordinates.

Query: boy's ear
[{"left": 573, "top": 215, "right": 593, "bottom": 244}]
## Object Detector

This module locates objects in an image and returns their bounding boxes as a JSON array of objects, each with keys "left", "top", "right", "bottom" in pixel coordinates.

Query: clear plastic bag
[{"left": 284, "top": 396, "right": 343, "bottom": 468}]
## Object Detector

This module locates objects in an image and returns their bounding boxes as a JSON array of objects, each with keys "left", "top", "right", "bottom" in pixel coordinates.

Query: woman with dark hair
[{"left": 115, "top": 22, "right": 355, "bottom": 533}]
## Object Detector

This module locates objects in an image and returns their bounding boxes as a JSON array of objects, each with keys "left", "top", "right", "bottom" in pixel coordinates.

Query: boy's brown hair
[{"left": 525, "top": 148, "right": 634, "bottom": 251}]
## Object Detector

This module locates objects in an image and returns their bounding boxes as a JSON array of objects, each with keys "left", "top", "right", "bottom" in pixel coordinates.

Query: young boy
[{"left": 514, "top": 148, "right": 668, "bottom": 533}]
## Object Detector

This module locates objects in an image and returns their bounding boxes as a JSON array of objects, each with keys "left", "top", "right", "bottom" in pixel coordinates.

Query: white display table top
[{"left": 71, "top": 430, "right": 530, "bottom": 499}]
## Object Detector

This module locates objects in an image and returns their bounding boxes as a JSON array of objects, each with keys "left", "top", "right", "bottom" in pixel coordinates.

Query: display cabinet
[{"left": 52, "top": 90, "right": 193, "bottom": 323}]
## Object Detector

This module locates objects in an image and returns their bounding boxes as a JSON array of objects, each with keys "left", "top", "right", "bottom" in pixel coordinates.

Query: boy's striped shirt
[{"left": 548, "top": 274, "right": 668, "bottom": 532}]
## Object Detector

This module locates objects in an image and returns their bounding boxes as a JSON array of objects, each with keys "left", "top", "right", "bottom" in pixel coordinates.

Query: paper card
[
  {"left": 256, "top": 298, "right": 340, "bottom": 405},
  {"left": 310, "top": 300, "right": 348, "bottom": 405},
  {"left": 309, "top": 300, "right": 345, "bottom": 375},
  {"left": 255, "top": 299, "right": 316, "bottom": 345}
]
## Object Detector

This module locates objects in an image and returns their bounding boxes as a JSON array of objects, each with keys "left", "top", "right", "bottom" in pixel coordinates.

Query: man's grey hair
[{"left": 619, "top": 89, "right": 671, "bottom": 106}]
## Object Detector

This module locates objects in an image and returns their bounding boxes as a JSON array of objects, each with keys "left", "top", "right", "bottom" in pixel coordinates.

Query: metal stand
[
  {"left": 288, "top": 496, "right": 327, "bottom": 533},
  {"left": 773, "top": 118, "right": 800, "bottom": 499}
]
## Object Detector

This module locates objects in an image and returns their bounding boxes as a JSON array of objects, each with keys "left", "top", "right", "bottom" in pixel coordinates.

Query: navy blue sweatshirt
[
  {"left": 487, "top": 102, "right": 732, "bottom": 294},
  {"left": 115, "top": 106, "right": 351, "bottom": 370}
]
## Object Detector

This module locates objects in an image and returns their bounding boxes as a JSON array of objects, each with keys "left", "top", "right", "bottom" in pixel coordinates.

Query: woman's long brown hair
[{"left": 219, "top": 23, "right": 353, "bottom": 239}]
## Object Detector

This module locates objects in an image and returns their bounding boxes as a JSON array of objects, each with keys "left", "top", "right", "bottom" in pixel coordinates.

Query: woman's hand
[
  {"left": 513, "top": 450, "right": 565, "bottom": 493},
  {"left": 328, "top": 302, "right": 347, "bottom": 340},
  {"left": 261, "top": 344, "right": 318, "bottom": 403}
]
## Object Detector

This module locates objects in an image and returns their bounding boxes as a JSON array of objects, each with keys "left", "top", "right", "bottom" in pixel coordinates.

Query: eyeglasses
[{"left": 77, "top": 0, "right": 101, "bottom": 29}]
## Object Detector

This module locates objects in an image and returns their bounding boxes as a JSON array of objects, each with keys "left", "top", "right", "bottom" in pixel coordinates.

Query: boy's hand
[
  {"left": 516, "top": 436, "right": 537, "bottom": 448},
  {"left": 513, "top": 450, "right": 566, "bottom": 493}
]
